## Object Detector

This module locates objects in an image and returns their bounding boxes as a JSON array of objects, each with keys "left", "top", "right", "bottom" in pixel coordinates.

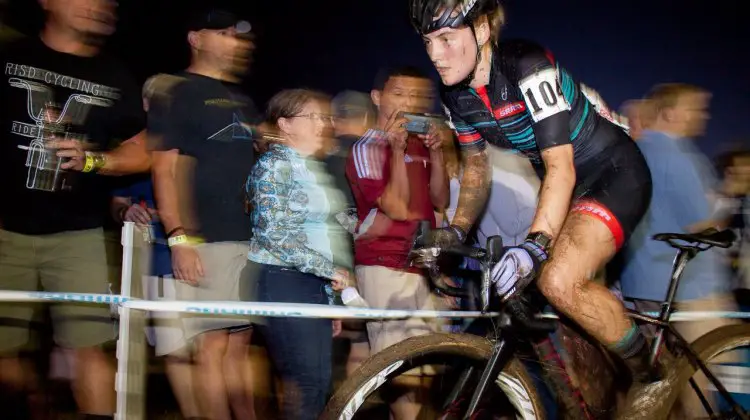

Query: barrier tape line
[
  {"left": 0, "top": 291, "right": 498, "bottom": 319},
  {"left": 0, "top": 290, "right": 748, "bottom": 321}
]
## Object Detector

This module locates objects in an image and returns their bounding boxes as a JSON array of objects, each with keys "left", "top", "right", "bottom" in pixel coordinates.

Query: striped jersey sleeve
[
  {"left": 350, "top": 129, "right": 388, "bottom": 180},
  {"left": 345, "top": 129, "right": 391, "bottom": 210},
  {"left": 442, "top": 103, "right": 485, "bottom": 153}
]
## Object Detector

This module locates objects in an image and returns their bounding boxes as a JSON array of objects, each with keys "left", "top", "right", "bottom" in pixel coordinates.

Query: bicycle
[{"left": 320, "top": 221, "right": 750, "bottom": 420}]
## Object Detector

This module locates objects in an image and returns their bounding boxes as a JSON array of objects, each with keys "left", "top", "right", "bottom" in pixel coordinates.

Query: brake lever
[
  {"left": 483, "top": 236, "right": 505, "bottom": 314},
  {"left": 480, "top": 262, "right": 491, "bottom": 313}
]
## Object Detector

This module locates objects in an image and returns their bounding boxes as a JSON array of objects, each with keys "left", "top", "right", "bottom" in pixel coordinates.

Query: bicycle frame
[
  {"left": 449, "top": 244, "right": 749, "bottom": 420},
  {"left": 630, "top": 244, "right": 748, "bottom": 419}
]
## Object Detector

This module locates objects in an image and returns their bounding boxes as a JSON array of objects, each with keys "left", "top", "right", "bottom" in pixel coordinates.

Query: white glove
[{"left": 491, "top": 246, "right": 536, "bottom": 300}]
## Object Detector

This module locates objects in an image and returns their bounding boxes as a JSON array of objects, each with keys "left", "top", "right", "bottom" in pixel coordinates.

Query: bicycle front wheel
[{"left": 320, "top": 333, "right": 547, "bottom": 420}]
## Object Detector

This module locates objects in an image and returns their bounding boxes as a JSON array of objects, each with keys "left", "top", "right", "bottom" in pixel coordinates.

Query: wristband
[
  {"left": 82, "top": 153, "right": 95, "bottom": 173},
  {"left": 167, "top": 235, "right": 188, "bottom": 247},
  {"left": 82, "top": 152, "right": 107, "bottom": 173},
  {"left": 449, "top": 224, "right": 467, "bottom": 243},
  {"left": 166, "top": 226, "right": 185, "bottom": 238},
  {"left": 167, "top": 235, "right": 203, "bottom": 247}
]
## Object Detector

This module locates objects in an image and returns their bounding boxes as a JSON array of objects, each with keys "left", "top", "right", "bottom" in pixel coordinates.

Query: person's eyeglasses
[{"left": 294, "top": 113, "right": 333, "bottom": 123}]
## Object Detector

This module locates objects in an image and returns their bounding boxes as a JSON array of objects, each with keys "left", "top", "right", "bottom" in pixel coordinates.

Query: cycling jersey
[
  {"left": 440, "top": 39, "right": 652, "bottom": 248},
  {"left": 443, "top": 39, "right": 627, "bottom": 169}
]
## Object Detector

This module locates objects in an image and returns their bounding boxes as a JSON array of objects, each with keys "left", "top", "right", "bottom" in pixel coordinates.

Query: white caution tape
[{"left": 2, "top": 290, "right": 750, "bottom": 321}]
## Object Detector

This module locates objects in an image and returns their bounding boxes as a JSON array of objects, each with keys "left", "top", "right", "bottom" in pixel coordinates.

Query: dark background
[{"left": 4, "top": 0, "right": 748, "bottom": 155}]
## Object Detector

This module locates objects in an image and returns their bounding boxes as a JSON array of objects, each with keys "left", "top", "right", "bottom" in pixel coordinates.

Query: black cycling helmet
[{"left": 409, "top": 0, "right": 499, "bottom": 35}]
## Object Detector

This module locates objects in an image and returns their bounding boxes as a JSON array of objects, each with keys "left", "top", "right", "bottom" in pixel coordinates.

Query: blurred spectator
[
  {"left": 245, "top": 89, "right": 352, "bottom": 420},
  {"left": 620, "top": 99, "right": 655, "bottom": 140},
  {"left": 621, "top": 83, "right": 736, "bottom": 415},
  {"left": 0, "top": 0, "right": 149, "bottom": 417},
  {"left": 328, "top": 90, "right": 376, "bottom": 209},
  {"left": 328, "top": 90, "right": 375, "bottom": 376},
  {"left": 346, "top": 66, "right": 448, "bottom": 419},
  {"left": 714, "top": 150, "right": 750, "bottom": 291},
  {"left": 111, "top": 74, "right": 202, "bottom": 419},
  {"left": 150, "top": 9, "right": 261, "bottom": 420},
  {"left": 475, "top": 147, "right": 539, "bottom": 247}
]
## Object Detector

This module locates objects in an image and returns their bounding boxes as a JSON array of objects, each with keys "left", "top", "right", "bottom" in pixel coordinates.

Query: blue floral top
[{"left": 246, "top": 144, "right": 352, "bottom": 280}]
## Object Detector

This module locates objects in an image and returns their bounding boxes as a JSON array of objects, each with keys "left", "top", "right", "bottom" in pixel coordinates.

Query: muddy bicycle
[{"left": 321, "top": 222, "right": 750, "bottom": 419}]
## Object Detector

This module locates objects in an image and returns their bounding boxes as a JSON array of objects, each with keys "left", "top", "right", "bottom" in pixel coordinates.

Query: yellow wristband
[
  {"left": 167, "top": 234, "right": 204, "bottom": 247},
  {"left": 92, "top": 152, "right": 107, "bottom": 171},
  {"left": 82, "top": 153, "right": 95, "bottom": 173}
]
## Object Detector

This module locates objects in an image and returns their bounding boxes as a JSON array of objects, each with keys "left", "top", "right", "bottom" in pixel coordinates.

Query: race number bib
[{"left": 519, "top": 68, "right": 570, "bottom": 123}]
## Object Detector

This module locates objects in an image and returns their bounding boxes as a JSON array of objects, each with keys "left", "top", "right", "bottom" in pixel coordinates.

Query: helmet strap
[{"left": 457, "top": 24, "right": 483, "bottom": 88}]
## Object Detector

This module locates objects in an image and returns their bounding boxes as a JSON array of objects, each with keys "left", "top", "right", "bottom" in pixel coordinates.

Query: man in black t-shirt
[
  {"left": 0, "top": 0, "right": 149, "bottom": 418},
  {"left": 151, "top": 10, "right": 262, "bottom": 420}
]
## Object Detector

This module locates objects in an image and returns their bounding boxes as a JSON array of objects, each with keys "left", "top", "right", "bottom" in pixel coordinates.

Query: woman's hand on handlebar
[{"left": 417, "top": 226, "right": 464, "bottom": 250}]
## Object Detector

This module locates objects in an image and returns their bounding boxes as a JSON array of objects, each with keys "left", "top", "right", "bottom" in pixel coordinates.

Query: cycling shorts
[{"left": 570, "top": 129, "right": 652, "bottom": 250}]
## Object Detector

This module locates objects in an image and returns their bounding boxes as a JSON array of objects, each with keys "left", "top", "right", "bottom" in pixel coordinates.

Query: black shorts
[{"left": 571, "top": 132, "right": 652, "bottom": 250}]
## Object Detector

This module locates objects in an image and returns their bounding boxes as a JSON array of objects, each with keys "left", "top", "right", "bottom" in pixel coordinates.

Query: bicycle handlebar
[
  {"left": 410, "top": 220, "right": 556, "bottom": 332},
  {"left": 505, "top": 298, "right": 557, "bottom": 332},
  {"left": 411, "top": 221, "right": 501, "bottom": 313},
  {"left": 423, "top": 265, "right": 473, "bottom": 299},
  {"left": 412, "top": 220, "right": 488, "bottom": 260}
]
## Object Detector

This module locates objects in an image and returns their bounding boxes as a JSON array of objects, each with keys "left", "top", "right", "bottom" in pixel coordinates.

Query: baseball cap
[
  {"left": 332, "top": 90, "right": 375, "bottom": 120},
  {"left": 188, "top": 9, "right": 252, "bottom": 34}
]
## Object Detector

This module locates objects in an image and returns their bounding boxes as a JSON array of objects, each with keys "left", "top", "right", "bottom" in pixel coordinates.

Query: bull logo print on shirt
[{"left": 8, "top": 76, "right": 112, "bottom": 192}]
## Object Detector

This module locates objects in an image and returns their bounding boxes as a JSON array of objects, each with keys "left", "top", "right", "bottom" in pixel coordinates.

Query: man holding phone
[{"left": 345, "top": 66, "right": 449, "bottom": 419}]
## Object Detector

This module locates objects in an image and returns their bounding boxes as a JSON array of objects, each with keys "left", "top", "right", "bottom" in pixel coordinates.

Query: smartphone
[{"left": 401, "top": 112, "right": 445, "bottom": 134}]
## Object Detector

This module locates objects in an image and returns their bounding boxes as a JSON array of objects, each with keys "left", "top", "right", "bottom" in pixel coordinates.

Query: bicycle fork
[
  {"left": 462, "top": 338, "right": 515, "bottom": 419},
  {"left": 447, "top": 335, "right": 595, "bottom": 419}
]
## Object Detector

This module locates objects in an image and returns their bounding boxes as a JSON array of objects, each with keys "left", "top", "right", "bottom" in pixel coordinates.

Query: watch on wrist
[{"left": 526, "top": 231, "right": 552, "bottom": 251}]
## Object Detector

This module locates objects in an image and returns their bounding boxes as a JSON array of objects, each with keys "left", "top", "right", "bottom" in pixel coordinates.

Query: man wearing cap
[
  {"left": 0, "top": 0, "right": 149, "bottom": 418},
  {"left": 151, "top": 9, "right": 262, "bottom": 420}
]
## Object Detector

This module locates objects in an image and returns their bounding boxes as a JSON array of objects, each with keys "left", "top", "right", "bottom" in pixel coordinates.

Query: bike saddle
[{"left": 653, "top": 228, "right": 736, "bottom": 249}]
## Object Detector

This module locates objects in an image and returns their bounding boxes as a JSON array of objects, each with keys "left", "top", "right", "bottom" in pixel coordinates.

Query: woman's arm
[
  {"left": 452, "top": 150, "right": 491, "bottom": 234},
  {"left": 516, "top": 44, "right": 578, "bottom": 242},
  {"left": 248, "top": 153, "right": 338, "bottom": 279},
  {"left": 529, "top": 145, "right": 576, "bottom": 239}
]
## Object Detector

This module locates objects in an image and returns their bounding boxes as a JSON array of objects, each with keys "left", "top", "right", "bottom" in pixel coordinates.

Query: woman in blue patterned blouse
[{"left": 245, "top": 89, "right": 353, "bottom": 420}]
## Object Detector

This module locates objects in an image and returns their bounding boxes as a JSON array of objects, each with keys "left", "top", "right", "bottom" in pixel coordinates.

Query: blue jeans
[{"left": 256, "top": 263, "right": 332, "bottom": 420}]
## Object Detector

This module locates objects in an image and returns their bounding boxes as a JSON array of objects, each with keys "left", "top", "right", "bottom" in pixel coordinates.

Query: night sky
[{"left": 5, "top": 0, "right": 748, "bottom": 155}]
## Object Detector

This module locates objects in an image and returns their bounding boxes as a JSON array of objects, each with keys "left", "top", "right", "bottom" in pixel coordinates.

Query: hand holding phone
[
  {"left": 402, "top": 113, "right": 446, "bottom": 152},
  {"left": 402, "top": 112, "right": 445, "bottom": 135}
]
